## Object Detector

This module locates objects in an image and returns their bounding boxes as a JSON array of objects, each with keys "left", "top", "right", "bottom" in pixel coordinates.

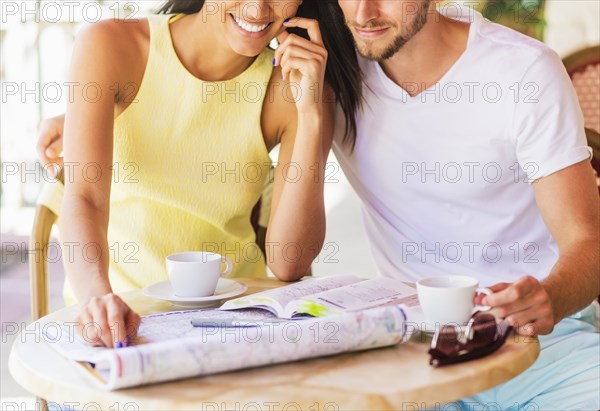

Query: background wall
[{"left": 545, "top": 0, "right": 600, "bottom": 56}]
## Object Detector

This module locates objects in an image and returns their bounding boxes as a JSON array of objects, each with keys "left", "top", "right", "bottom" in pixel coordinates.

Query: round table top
[{"left": 10, "top": 277, "right": 540, "bottom": 410}]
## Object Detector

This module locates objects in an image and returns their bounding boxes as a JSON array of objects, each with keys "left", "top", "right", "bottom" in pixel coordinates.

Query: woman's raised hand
[{"left": 274, "top": 17, "right": 328, "bottom": 113}]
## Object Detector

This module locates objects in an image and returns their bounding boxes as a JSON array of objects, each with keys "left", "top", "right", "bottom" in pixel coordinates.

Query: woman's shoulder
[
  {"left": 74, "top": 18, "right": 150, "bottom": 62},
  {"left": 71, "top": 18, "right": 151, "bottom": 82}
]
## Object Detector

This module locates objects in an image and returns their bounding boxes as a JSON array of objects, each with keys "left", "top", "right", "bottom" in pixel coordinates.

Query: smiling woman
[
  {"left": 33, "top": 0, "right": 363, "bottom": 350},
  {"left": 158, "top": 0, "right": 362, "bottom": 145}
]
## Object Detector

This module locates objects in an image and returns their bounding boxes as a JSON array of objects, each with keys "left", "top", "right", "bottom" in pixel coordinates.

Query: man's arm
[
  {"left": 535, "top": 160, "right": 600, "bottom": 320},
  {"left": 482, "top": 160, "right": 599, "bottom": 335}
]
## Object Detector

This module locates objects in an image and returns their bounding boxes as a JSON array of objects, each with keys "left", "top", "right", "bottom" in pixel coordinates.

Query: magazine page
[
  {"left": 289, "top": 277, "right": 419, "bottom": 317},
  {"left": 220, "top": 275, "right": 364, "bottom": 317},
  {"left": 43, "top": 305, "right": 410, "bottom": 390}
]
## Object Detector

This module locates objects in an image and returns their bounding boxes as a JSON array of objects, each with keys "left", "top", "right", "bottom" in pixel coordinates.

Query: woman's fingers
[
  {"left": 279, "top": 40, "right": 326, "bottom": 68},
  {"left": 280, "top": 56, "right": 322, "bottom": 83},
  {"left": 275, "top": 38, "right": 327, "bottom": 84},
  {"left": 275, "top": 33, "right": 327, "bottom": 61},
  {"left": 105, "top": 295, "right": 129, "bottom": 346},
  {"left": 279, "top": 41, "right": 326, "bottom": 81},
  {"left": 76, "top": 310, "right": 102, "bottom": 347},
  {"left": 88, "top": 296, "right": 115, "bottom": 348},
  {"left": 274, "top": 19, "right": 328, "bottom": 108},
  {"left": 274, "top": 33, "right": 327, "bottom": 66},
  {"left": 75, "top": 294, "right": 140, "bottom": 348},
  {"left": 283, "top": 17, "right": 324, "bottom": 46},
  {"left": 276, "top": 30, "right": 289, "bottom": 50},
  {"left": 273, "top": 18, "right": 327, "bottom": 83},
  {"left": 125, "top": 309, "right": 142, "bottom": 342}
]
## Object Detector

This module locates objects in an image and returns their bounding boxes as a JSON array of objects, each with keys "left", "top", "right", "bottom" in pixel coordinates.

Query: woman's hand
[
  {"left": 75, "top": 293, "right": 141, "bottom": 348},
  {"left": 37, "top": 114, "right": 65, "bottom": 170},
  {"left": 274, "top": 17, "right": 328, "bottom": 113}
]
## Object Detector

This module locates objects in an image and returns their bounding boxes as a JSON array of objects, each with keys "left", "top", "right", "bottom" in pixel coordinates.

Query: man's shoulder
[{"left": 473, "top": 12, "right": 555, "bottom": 70}]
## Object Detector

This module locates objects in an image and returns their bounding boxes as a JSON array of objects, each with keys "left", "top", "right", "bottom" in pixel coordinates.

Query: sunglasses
[{"left": 428, "top": 313, "right": 512, "bottom": 367}]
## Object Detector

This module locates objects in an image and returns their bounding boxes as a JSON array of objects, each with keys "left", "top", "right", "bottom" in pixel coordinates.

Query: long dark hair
[{"left": 157, "top": 0, "right": 361, "bottom": 148}]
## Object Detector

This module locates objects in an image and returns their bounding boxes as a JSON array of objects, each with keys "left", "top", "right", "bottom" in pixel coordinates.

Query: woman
[{"left": 39, "top": 0, "right": 361, "bottom": 348}]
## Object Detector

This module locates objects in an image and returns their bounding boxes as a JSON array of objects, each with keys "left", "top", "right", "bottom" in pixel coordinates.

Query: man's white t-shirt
[{"left": 332, "top": 9, "right": 591, "bottom": 286}]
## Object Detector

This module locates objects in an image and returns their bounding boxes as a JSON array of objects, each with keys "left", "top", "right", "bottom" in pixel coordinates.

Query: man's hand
[
  {"left": 37, "top": 114, "right": 65, "bottom": 170},
  {"left": 477, "top": 275, "right": 555, "bottom": 336}
]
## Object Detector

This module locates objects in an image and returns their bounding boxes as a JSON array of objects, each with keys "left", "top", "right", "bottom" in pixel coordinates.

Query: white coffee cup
[
  {"left": 416, "top": 275, "right": 492, "bottom": 326},
  {"left": 166, "top": 252, "right": 233, "bottom": 297}
]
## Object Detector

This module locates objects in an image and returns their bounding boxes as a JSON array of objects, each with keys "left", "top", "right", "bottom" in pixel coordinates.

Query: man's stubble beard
[{"left": 352, "top": 0, "right": 432, "bottom": 62}]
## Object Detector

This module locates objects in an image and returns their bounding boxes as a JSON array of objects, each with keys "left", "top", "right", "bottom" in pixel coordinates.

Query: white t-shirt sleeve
[{"left": 512, "top": 50, "right": 592, "bottom": 181}]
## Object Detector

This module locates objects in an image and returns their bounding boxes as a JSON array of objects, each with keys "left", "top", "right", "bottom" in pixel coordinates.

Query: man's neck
[{"left": 380, "top": 12, "right": 471, "bottom": 97}]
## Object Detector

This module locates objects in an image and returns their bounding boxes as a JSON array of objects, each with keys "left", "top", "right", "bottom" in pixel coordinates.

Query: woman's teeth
[{"left": 233, "top": 15, "right": 270, "bottom": 33}]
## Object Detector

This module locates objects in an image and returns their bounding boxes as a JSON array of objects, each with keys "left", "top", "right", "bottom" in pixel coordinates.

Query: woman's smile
[{"left": 230, "top": 13, "right": 273, "bottom": 36}]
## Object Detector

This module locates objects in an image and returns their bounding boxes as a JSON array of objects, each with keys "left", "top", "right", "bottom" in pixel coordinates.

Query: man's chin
[
  {"left": 356, "top": 44, "right": 394, "bottom": 62},
  {"left": 355, "top": 34, "right": 410, "bottom": 62}
]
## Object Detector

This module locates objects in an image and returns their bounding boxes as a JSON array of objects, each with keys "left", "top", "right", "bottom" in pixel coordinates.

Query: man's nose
[{"left": 354, "top": 0, "right": 379, "bottom": 26}]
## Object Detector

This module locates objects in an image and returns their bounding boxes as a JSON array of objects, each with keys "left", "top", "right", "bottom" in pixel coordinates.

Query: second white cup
[
  {"left": 166, "top": 252, "right": 233, "bottom": 297},
  {"left": 416, "top": 275, "right": 492, "bottom": 326}
]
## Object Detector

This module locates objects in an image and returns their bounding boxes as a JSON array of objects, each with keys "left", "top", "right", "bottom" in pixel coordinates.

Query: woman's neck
[{"left": 169, "top": 12, "right": 256, "bottom": 82}]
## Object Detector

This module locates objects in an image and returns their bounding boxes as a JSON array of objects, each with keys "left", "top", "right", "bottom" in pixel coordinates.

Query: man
[{"left": 330, "top": 0, "right": 599, "bottom": 409}]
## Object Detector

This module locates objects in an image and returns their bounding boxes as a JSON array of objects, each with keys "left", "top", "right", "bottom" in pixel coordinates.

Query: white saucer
[{"left": 142, "top": 279, "right": 247, "bottom": 308}]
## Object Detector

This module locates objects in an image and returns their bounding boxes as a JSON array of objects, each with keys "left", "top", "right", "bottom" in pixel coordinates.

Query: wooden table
[{"left": 10, "top": 278, "right": 540, "bottom": 410}]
